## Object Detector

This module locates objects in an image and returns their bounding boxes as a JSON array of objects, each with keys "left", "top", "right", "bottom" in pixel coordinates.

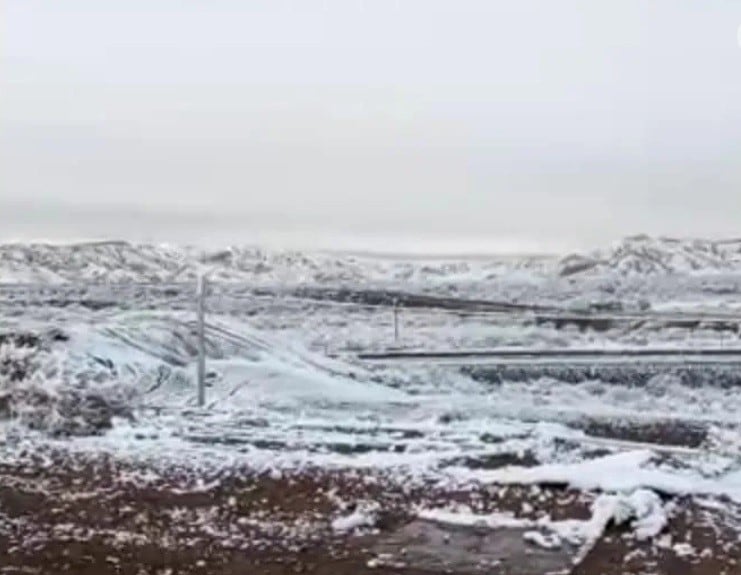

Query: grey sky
[{"left": 2, "top": 1, "right": 741, "bottom": 252}]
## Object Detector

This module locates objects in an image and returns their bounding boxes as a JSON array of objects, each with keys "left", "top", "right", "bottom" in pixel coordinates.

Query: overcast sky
[{"left": 2, "top": 1, "right": 741, "bottom": 253}]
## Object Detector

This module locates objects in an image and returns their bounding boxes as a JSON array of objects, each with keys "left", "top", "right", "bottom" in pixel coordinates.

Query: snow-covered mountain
[
  {"left": 2, "top": 236, "right": 740, "bottom": 286},
  {"left": 558, "top": 236, "right": 741, "bottom": 278},
  {"left": 0, "top": 241, "right": 551, "bottom": 286}
]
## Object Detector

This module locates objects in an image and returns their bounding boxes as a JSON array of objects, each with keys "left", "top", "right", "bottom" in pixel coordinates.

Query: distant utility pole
[
  {"left": 196, "top": 274, "right": 207, "bottom": 407},
  {"left": 393, "top": 298, "right": 400, "bottom": 345}
]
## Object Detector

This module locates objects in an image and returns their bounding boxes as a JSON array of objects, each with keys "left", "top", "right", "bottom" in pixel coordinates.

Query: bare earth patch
[{"left": 0, "top": 451, "right": 739, "bottom": 574}]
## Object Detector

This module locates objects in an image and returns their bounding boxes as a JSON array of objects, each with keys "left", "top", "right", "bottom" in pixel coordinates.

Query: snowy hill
[
  {"left": 2, "top": 237, "right": 740, "bottom": 287},
  {"left": 0, "top": 241, "right": 552, "bottom": 286},
  {"left": 558, "top": 236, "right": 741, "bottom": 278}
]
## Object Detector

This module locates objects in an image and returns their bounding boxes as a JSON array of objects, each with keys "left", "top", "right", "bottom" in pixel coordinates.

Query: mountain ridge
[{"left": 1, "top": 236, "right": 741, "bottom": 285}]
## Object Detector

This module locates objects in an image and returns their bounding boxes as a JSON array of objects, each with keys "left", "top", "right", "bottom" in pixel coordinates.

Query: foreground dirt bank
[{"left": 0, "top": 451, "right": 739, "bottom": 575}]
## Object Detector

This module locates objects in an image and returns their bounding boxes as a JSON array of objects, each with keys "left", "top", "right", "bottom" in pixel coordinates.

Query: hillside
[
  {"left": 2, "top": 237, "right": 740, "bottom": 288},
  {"left": 0, "top": 241, "right": 550, "bottom": 286},
  {"left": 558, "top": 236, "right": 741, "bottom": 277}
]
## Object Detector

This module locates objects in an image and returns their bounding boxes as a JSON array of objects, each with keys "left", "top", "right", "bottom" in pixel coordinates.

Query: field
[{"left": 2, "top": 238, "right": 741, "bottom": 573}]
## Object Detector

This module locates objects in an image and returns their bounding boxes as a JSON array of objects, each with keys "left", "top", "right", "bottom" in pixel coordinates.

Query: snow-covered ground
[{"left": 2, "top": 236, "right": 741, "bottom": 559}]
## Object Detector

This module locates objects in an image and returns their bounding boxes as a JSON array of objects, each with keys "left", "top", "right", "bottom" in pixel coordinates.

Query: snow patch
[
  {"left": 418, "top": 489, "right": 668, "bottom": 561},
  {"left": 449, "top": 450, "right": 741, "bottom": 503},
  {"left": 417, "top": 507, "right": 530, "bottom": 530},
  {"left": 331, "top": 503, "right": 380, "bottom": 534}
]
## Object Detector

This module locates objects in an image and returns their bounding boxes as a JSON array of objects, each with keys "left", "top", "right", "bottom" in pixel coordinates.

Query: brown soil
[{"left": 0, "top": 451, "right": 739, "bottom": 575}]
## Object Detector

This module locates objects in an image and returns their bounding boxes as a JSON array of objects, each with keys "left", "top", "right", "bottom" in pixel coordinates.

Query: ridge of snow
[
  {"left": 0, "top": 241, "right": 550, "bottom": 286},
  {"left": 3, "top": 236, "right": 741, "bottom": 288},
  {"left": 558, "top": 236, "right": 741, "bottom": 278}
]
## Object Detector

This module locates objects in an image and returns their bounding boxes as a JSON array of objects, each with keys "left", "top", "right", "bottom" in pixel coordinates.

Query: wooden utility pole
[{"left": 196, "top": 274, "right": 207, "bottom": 407}]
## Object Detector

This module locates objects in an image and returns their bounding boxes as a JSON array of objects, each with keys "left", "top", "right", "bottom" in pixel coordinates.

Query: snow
[
  {"left": 0, "top": 241, "right": 550, "bottom": 287},
  {"left": 3, "top": 236, "right": 741, "bottom": 287},
  {"left": 673, "top": 542, "right": 697, "bottom": 557},
  {"left": 417, "top": 507, "right": 531, "bottom": 530},
  {"left": 417, "top": 488, "right": 669, "bottom": 559},
  {"left": 523, "top": 530, "right": 562, "bottom": 549},
  {"left": 558, "top": 236, "right": 741, "bottom": 278},
  {"left": 615, "top": 489, "right": 668, "bottom": 541},
  {"left": 331, "top": 504, "right": 379, "bottom": 533},
  {"left": 3, "top": 310, "right": 741, "bottom": 506},
  {"left": 3, "top": 236, "right": 741, "bottom": 536},
  {"left": 449, "top": 450, "right": 741, "bottom": 503}
]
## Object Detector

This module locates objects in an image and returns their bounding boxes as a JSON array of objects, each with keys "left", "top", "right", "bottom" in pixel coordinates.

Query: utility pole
[
  {"left": 393, "top": 298, "right": 400, "bottom": 345},
  {"left": 196, "top": 274, "right": 207, "bottom": 407}
]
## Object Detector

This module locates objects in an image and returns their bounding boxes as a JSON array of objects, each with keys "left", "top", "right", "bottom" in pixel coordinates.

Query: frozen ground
[{"left": 2, "top": 237, "right": 741, "bottom": 572}]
